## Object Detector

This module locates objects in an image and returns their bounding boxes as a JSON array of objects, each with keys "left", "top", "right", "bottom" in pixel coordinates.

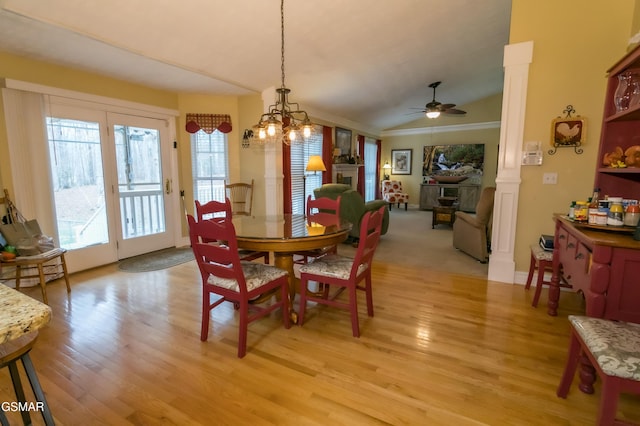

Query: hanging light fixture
[
  {"left": 425, "top": 109, "right": 441, "bottom": 119},
  {"left": 252, "top": 0, "right": 314, "bottom": 145}
]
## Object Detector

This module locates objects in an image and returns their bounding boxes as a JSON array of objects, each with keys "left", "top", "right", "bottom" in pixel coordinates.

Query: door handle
[{"left": 165, "top": 178, "right": 172, "bottom": 194}]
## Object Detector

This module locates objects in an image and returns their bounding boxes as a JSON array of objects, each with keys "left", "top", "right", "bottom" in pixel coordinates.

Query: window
[
  {"left": 363, "top": 138, "right": 378, "bottom": 202},
  {"left": 290, "top": 127, "right": 324, "bottom": 214},
  {"left": 191, "top": 130, "right": 229, "bottom": 204}
]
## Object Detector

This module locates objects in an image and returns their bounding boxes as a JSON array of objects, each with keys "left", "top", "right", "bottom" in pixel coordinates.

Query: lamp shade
[
  {"left": 382, "top": 161, "right": 391, "bottom": 170},
  {"left": 306, "top": 155, "right": 326, "bottom": 172}
]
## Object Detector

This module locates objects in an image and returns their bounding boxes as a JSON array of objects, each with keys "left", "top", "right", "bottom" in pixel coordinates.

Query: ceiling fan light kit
[{"left": 414, "top": 81, "right": 467, "bottom": 119}]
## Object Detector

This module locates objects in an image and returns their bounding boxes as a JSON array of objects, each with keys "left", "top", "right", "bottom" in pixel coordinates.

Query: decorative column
[{"left": 488, "top": 41, "right": 534, "bottom": 283}]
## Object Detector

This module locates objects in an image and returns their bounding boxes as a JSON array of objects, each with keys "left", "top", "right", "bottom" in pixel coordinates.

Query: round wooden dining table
[{"left": 232, "top": 214, "right": 351, "bottom": 320}]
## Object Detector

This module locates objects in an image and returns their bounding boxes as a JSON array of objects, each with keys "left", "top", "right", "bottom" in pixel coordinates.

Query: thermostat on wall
[{"left": 522, "top": 141, "right": 543, "bottom": 166}]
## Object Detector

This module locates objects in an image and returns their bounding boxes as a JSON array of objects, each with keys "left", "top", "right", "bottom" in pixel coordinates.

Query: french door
[
  {"left": 46, "top": 104, "right": 174, "bottom": 270},
  {"left": 109, "top": 113, "right": 173, "bottom": 259}
]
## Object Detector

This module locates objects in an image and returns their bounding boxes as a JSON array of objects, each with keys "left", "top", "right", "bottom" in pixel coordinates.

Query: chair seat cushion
[
  {"left": 299, "top": 254, "right": 368, "bottom": 280},
  {"left": 383, "top": 193, "right": 409, "bottom": 203},
  {"left": 207, "top": 261, "right": 287, "bottom": 292},
  {"left": 531, "top": 244, "right": 553, "bottom": 261},
  {"left": 569, "top": 315, "right": 640, "bottom": 380}
]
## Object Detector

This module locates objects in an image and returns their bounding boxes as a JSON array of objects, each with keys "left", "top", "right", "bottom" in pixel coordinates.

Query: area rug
[{"left": 118, "top": 247, "right": 194, "bottom": 272}]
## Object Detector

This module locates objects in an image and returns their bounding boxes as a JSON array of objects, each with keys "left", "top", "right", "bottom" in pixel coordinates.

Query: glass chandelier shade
[{"left": 252, "top": 0, "right": 314, "bottom": 145}]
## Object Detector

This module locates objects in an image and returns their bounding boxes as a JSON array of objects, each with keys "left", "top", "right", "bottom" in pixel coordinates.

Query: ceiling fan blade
[
  {"left": 443, "top": 108, "right": 467, "bottom": 115},
  {"left": 439, "top": 103, "right": 456, "bottom": 110}
]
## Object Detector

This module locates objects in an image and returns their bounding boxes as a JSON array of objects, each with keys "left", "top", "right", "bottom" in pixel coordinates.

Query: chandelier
[{"left": 252, "top": 0, "right": 314, "bottom": 145}]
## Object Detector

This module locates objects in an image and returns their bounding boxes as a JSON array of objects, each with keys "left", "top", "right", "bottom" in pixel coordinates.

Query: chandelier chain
[
  {"left": 250, "top": 0, "right": 313, "bottom": 145},
  {"left": 280, "top": 0, "right": 285, "bottom": 88}
]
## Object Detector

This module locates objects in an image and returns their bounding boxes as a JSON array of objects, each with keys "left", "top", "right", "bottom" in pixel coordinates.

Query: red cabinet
[
  {"left": 549, "top": 216, "right": 640, "bottom": 324},
  {"left": 595, "top": 44, "right": 640, "bottom": 198}
]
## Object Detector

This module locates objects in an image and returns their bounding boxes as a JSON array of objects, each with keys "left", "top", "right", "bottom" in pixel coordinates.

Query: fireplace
[{"left": 332, "top": 164, "right": 361, "bottom": 190}]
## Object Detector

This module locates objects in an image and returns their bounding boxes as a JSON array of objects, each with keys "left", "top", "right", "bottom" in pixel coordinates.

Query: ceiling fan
[{"left": 412, "top": 81, "right": 467, "bottom": 118}]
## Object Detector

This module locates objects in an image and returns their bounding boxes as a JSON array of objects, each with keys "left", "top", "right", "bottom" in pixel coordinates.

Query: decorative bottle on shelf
[
  {"left": 588, "top": 189, "right": 599, "bottom": 225},
  {"left": 630, "top": 72, "right": 640, "bottom": 108},
  {"left": 607, "top": 197, "right": 625, "bottom": 226},
  {"left": 568, "top": 201, "right": 576, "bottom": 219},
  {"left": 614, "top": 71, "right": 633, "bottom": 112}
]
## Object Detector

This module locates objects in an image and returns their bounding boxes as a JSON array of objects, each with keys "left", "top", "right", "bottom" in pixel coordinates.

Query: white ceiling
[{"left": 0, "top": 0, "right": 511, "bottom": 133}]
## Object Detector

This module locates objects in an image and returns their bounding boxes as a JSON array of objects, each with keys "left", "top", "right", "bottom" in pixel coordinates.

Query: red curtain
[
  {"left": 376, "top": 139, "right": 382, "bottom": 199},
  {"left": 322, "top": 126, "right": 333, "bottom": 184},
  {"left": 357, "top": 135, "right": 365, "bottom": 195},
  {"left": 283, "top": 142, "right": 292, "bottom": 214},
  {"left": 185, "top": 113, "right": 232, "bottom": 134}
]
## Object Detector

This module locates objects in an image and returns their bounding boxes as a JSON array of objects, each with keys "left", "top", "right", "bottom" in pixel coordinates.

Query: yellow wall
[
  {"left": 383, "top": 93, "right": 503, "bottom": 205},
  {"left": 509, "top": 0, "right": 636, "bottom": 272}
]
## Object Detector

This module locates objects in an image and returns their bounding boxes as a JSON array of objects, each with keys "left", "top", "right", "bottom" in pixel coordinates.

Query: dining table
[
  {"left": 232, "top": 213, "right": 351, "bottom": 321},
  {"left": 0, "top": 283, "right": 55, "bottom": 425}
]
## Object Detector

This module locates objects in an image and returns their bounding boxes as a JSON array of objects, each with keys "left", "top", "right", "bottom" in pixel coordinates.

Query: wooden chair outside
[
  {"left": 187, "top": 214, "right": 290, "bottom": 358},
  {"left": 195, "top": 199, "right": 269, "bottom": 264},
  {"left": 225, "top": 180, "right": 254, "bottom": 216},
  {"left": 293, "top": 195, "right": 341, "bottom": 264},
  {"left": 297, "top": 205, "right": 385, "bottom": 337}
]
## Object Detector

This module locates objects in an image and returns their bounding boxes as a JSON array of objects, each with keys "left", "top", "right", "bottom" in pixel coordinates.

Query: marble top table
[{"left": 0, "top": 283, "right": 52, "bottom": 344}]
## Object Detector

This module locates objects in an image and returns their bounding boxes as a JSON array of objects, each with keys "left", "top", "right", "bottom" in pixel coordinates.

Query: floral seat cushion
[
  {"left": 569, "top": 315, "right": 640, "bottom": 380},
  {"left": 207, "top": 261, "right": 288, "bottom": 292},
  {"left": 298, "top": 254, "right": 368, "bottom": 280}
]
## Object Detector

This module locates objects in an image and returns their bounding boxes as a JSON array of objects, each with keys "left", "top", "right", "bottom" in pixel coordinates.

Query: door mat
[{"left": 118, "top": 247, "right": 194, "bottom": 272}]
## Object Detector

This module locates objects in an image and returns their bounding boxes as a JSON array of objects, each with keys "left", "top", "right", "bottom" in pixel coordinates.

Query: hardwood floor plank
[{"left": 3, "top": 249, "right": 640, "bottom": 425}]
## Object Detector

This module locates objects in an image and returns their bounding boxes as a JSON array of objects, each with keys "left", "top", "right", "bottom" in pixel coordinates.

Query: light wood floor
[{"left": 2, "top": 252, "right": 640, "bottom": 424}]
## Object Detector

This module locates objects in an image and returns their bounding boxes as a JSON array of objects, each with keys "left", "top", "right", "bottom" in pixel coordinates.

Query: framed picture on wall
[
  {"left": 391, "top": 149, "right": 412, "bottom": 175},
  {"left": 335, "top": 127, "right": 352, "bottom": 156}
]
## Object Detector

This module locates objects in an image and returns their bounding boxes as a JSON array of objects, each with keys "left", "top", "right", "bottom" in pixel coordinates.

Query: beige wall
[
  {"left": 382, "top": 93, "right": 503, "bottom": 206},
  {"left": 509, "top": 0, "right": 636, "bottom": 272}
]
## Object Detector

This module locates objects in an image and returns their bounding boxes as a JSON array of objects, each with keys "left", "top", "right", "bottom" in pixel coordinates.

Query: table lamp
[{"left": 382, "top": 161, "right": 391, "bottom": 180}]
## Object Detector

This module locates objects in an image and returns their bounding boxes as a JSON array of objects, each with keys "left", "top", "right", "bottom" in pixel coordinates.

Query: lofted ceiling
[{"left": 0, "top": 0, "right": 511, "bottom": 133}]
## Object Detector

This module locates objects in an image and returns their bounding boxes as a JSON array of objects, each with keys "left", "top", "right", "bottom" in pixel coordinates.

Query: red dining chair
[
  {"left": 297, "top": 205, "right": 385, "bottom": 337},
  {"left": 195, "top": 198, "right": 269, "bottom": 264},
  {"left": 557, "top": 315, "right": 640, "bottom": 426},
  {"left": 293, "top": 195, "right": 342, "bottom": 264},
  {"left": 187, "top": 214, "right": 290, "bottom": 358}
]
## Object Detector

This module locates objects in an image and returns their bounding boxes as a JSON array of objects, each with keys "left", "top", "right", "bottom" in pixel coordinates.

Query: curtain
[
  {"left": 376, "top": 139, "right": 382, "bottom": 199},
  {"left": 1, "top": 89, "right": 54, "bottom": 233},
  {"left": 322, "top": 126, "right": 333, "bottom": 184},
  {"left": 185, "top": 113, "right": 232, "bottom": 134},
  {"left": 357, "top": 135, "right": 365, "bottom": 195}
]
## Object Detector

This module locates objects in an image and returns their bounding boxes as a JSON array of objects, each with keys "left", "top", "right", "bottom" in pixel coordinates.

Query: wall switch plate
[{"left": 543, "top": 172, "right": 558, "bottom": 184}]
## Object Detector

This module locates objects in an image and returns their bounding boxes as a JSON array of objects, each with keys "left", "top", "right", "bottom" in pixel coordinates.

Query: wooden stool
[
  {"left": 0, "top": 332, "right": 55, "bottom": 425},
  {"left": 525, "top": 244, "right": 554, "bottom": 307}
]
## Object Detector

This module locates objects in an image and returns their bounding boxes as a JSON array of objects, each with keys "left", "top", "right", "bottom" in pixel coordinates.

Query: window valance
[{"left": 185, "top": 113, "right": 232, "bottom": 134}]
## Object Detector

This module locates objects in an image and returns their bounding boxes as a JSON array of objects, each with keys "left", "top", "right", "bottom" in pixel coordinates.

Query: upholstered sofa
[{"left": 313, "top": 184, "right": 389, "bottom": 239}]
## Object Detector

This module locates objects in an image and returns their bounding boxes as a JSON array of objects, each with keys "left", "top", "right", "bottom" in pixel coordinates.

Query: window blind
[
  {"left": 290, "top": 127, "right": 323, "bottom": 214},
  {"left": 191, "top": 130, "right": 229, "bottom": 204}
]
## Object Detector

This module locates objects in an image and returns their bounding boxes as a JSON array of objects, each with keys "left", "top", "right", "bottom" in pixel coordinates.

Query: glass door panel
[
  {"left": 109, "top": 113, "right": 173, "bottom": 258},
  {"left": 47, "top": 117, "right": 109, "bottom": 249}
]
